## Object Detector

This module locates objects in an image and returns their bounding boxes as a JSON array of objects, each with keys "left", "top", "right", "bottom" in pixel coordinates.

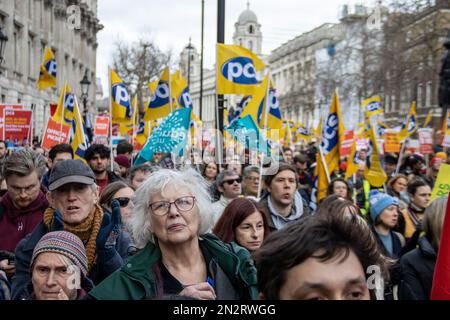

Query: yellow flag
[
  {"left": 52, "top": 83, "right": 74, "bottom": 126},
  {"left": 321, "top": 90, "right": 345, "bottom": 175},
  {"left": 398, "top": 102, "right": 418, "bottom": 141},
  {"left": 37, "top": 47, "right": 57, "bottom": 90},
  {"left": 217, "top": 44, "right": 265, "bottom": 95},
  {"left": 362, "top": 96, "right": 383, "bottom": 118},
  {"left": 119, "top": 97, "right": 138, "bottom": 136},
  {"left": 144, "top": 67, "right": 172, "bottom": 121},
  {"left": 70, "top": 96, "right": 89, "bottom": 160},
  {"left": 345, "top": 139, "right": 359, "bottom": 180},
  {"left": 364, "top": 124, "right": 387, "bottom": 187},
  {"left": 316, "top": 149, "right": 329, "bottom": 203},
  {"left": 423, "top": 110, "right": 432, "bottom": 129},
  {"left": 110, "top": 68, "right": 132, "bottom": 124}
]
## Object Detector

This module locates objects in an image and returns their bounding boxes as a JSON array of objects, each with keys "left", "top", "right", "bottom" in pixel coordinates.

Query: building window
[
  {"left": 426, "top": 81, "right": 432, "bottom": 106},
  {"left": 249, "top": 25, "right": 254, "bottom": 34},
  {"left": 385, "top": 95, "right": 390, "bottom": 113},
  {"left": 391, "top": 95, "right": 396, "bottom": 112},
  {"left": 248, "top": 41, "right": 253, "bottom": 51},
  {"left": 417, "top": 84, "right": 423, "bottom": 108}
]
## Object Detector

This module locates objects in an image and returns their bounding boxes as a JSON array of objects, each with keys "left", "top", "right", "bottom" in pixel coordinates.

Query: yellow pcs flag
[
  {"left": 364, "top": 124, "right": 387, "bottom": 187},
  {"left": 345, "top": 139, "right": 359, "bottom": 180},
  {"left": 362, "top": 96, "right": 383, "bottom": 118},
  {"left": 38, "top": 47, "right": 57, "bottom": 90},
  {"left": 70, "top": 96, "right": 89, "bottom": 160},
  {"left": 53, "top": 83, "right": 75, "bottom": 126},
  {"left": 119, "top": 97, "right": 138, "bottom": 136},
  {"left": 145, "top": 67, "right": 171, "bottom": 121},
  {"left": 423, "top": 110, "right": 433, "bottom": 129},
  {"left": 321, "top": 90, "right": 345, "bottom": 175},
  {"left": 217, "top": 44, "right": 265, "bottom": 95},
  {"left": 316, "top": 149, "right": 329, "bottom": 204},
  {"left": 398, "top": 102, "right": 418, "bottom": 141},
  {"left": 110, "top": 68, "right": 132, "bottom": 124}
]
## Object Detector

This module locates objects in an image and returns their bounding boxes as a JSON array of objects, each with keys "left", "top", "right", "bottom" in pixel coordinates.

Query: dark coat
[
  {"left": 398, "top": 236, "right": 436, "bottom": 300},
  {"left": 11, "top": 209, "right": 133, "bottom": 300},
  {"left": 0, "top": 191, "right": 49, "bottom": 252},
  {"left": 89, "top": 234, "right": 259, "bottom": 300}
]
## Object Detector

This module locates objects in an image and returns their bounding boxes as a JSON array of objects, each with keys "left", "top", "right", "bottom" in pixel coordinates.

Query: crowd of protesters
[{"left": 0, "top": 138, "right": 449, "bottom": 301}]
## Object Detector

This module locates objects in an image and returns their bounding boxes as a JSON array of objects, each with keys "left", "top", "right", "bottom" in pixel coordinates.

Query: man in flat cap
[{"left": 12, "top": 160, "right": 133, "bottom": 300}]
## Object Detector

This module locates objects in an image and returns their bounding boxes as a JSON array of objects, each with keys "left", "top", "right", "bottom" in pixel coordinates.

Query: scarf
[
  {"left": 408, "top": 203, "right": 425, "bottom": 228},
  {"left": 43, "top": 204, "right": 104, "bottom": 273}
]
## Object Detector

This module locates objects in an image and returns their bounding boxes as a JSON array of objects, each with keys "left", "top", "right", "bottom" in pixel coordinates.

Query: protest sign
[
  {"left": 432, "top": 164, "right": 450, "bottom": 201},
  {"left": 340, "top": 130, "right": 354, "bottom": 157},
  {"left": 0, "top": 104, "right": 25, "bottom": 140},
  {"left": 42, "top": 118, "right": 71, "bottom": 151},
  {"left": 94, "top": 116, "right": 110, "bottom": 137},
  {"left": 418, "top": 128, "right": 434, "bottom": 154},
  {"left": 384, "top": 131, "right": 401, "bottom": 153},
  {"left": 3, "top": 109, "right": 33, "bottom": 147}
]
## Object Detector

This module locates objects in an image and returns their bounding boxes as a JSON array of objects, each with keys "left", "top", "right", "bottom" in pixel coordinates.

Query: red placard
[
  {"left": 418, "top": 128, "right": 434, "bottom": 155},
  {"left": 340, "top": 130, "right": 354, "bottom": 157},
  {"left": 3, "top": 109, "right": 33, "bottom": 147},
  {"left": 41, "top": 118, "right": 71, "bottom": 151},
  {"left": 0, "top": 104, "right": 25, "bottom": 140},
  {"left": 94, "top": 116, "right": 110, "bottom": 137}
]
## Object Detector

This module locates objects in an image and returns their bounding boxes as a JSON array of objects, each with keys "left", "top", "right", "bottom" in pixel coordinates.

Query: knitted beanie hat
[
  {"left": 31, "top": 231, "right": 88, "bottom": 278},
  {"left": 369, "top": 190, "right": 398, "bottom": 222}
]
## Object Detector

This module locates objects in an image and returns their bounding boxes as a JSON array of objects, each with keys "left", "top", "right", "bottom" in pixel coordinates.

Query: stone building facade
[{"left": 0, "top": 0, "right": 102, "bottom": 138}]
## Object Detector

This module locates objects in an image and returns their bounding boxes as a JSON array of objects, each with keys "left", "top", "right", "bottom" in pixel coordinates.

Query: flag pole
[
  {"left": 318, "top": 145, "right": 332, "bottom": 184},
  {"left": 108, "top": 67, "right": 114, "bottom": 172},
  {"left": 132, "top": 96, "right": 137, "bottom": 146},
  {"left": 214, "top": 43, "right": 223, "bottom": 169},
  {"left": 168, "top": 67, "right": 173, "bottom": 113},
  {"left": 60, "top": 81, "right": 67, "bottom": 137},
  {"left": 395, "top": 138, "right": 408, "bottom": 175},
  {"left": 257, "top": 74, "right": 271, "bottom": 200}
]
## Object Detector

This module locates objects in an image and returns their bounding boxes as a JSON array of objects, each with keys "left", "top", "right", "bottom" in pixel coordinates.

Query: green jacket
[{"left": 89, "top": 234, "right": 259, "bottom": 300}]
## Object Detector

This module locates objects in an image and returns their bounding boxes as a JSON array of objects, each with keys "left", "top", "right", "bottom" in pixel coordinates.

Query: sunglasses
[
  {"left": 114, "top": 197, "right": 133, "bottom": 207},
  {"left": 222, "top": 178, "right": 242, "bottom": 186}
]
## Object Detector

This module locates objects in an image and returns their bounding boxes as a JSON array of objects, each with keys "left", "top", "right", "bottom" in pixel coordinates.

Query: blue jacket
[{"left": 11, "top": 210, "right": 134, "bottom": 300}]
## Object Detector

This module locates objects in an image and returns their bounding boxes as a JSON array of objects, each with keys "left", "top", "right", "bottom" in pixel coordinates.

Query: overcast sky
[{"left": 96, "top": 0, "right": 377, "bottom": 96}]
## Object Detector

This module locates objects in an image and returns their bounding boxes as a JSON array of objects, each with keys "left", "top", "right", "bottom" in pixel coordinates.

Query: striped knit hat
[{"left": 31, "top": 231, "right": 88, "bottom": 278}]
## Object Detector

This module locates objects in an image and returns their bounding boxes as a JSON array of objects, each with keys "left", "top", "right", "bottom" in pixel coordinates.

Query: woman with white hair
[{"left": 89, "top": 168, "right": 258, "bottom": 300}]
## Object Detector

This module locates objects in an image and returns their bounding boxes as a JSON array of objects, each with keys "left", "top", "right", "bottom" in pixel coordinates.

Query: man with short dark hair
[
  {"left": 12, "top": 159, "right": 133, "bottom": 300},
  {"left": 282, "top": 147, "right": 293, "bottom": 164},
  {"left": 212, "top": 170, "right": 242, "bottom": 223},
  {"left": 84, "top": 144, "right": 121, "bottom": 193},
  {"left": 41, "top": 144, "right": 74, "bottom": 189},
  {"left": 116, "top": 141, "right": 134, "bottom": 162},
  {"left": 242, "top": 166, "right": 260, "bottom": 198},
  {"left": 0, "top": 149, "right": 49, "bottom": 279},
  {"left": 384, "top": 153, "right": 398, "bottom": 179},
  {"left": 255, "top": 214, "right": 388, "bottom": 300},
  {"left": 259, "top": 163, "right": 310, "bottom": 231}
]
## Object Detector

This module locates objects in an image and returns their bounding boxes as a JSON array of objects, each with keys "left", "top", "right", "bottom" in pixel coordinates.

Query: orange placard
[
  {"left": 42, "top": 118, "right": 71, "bottom": 151},
  {"left": 340, "top": 130, "right": 354, "bottom": 157},
  {"left": 94, "top": 116, "right": 110, "bottom": 137},
  {"left": 384, "top": 131, "right": 401, "bottom": 153}
]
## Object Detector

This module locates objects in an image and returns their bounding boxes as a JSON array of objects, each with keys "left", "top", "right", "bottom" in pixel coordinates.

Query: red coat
[{"left": 0, "top": 191, "right": 49, "bottom": 253}]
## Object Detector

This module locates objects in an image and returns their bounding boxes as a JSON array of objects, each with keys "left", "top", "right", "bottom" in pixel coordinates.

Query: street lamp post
[
  {"left": 186, "top": 37, "right": 194, "bottom": 88},
  {"left": 80, "top": 70, "right": 92, "bottom": 142},
  {"left": 0, "top": 27, "right": 9, "bottom": 72}
]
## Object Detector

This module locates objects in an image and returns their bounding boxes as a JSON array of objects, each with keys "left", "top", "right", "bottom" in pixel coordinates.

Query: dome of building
[{"left": 238, "top": 3, "right": 258, "bottom": 24}]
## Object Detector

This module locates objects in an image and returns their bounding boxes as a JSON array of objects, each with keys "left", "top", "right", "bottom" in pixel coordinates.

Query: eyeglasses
[
  {"left": 222, "top": 178, "right": 242, "bottom": 186},
  {"left": 149, "top": 196, "right": 196, "bottom": 216},
  {"left": 9, "top": 183, "right": 39, "bottom": 195},
  {"left": 244, "top": 176, "right": 259, "bottom": 182},
  {"left": 114, "top": 197, "right": 134, "bottom": 208}
]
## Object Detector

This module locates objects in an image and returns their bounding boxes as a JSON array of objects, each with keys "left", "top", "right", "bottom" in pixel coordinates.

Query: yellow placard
[
  {"left": 384, "top": 131, "right": 400, "bottom": 153},
  {"left": 431, "top": 164, "right": 450, "bottom": 201}
]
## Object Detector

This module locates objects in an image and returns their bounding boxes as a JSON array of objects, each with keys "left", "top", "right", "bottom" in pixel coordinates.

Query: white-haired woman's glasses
[{"left": 149, "top": 196, "right": 196, "bottom": 216}]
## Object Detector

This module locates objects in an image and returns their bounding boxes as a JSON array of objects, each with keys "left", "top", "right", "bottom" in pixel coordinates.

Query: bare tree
[{"left": 111, "top": 39, "right": 175, "bottom": 113}]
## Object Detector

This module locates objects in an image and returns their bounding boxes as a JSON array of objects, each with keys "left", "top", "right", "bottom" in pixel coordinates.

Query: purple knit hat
[{"left": 31, "top": 231, "right": 88, "bottom": 278}]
